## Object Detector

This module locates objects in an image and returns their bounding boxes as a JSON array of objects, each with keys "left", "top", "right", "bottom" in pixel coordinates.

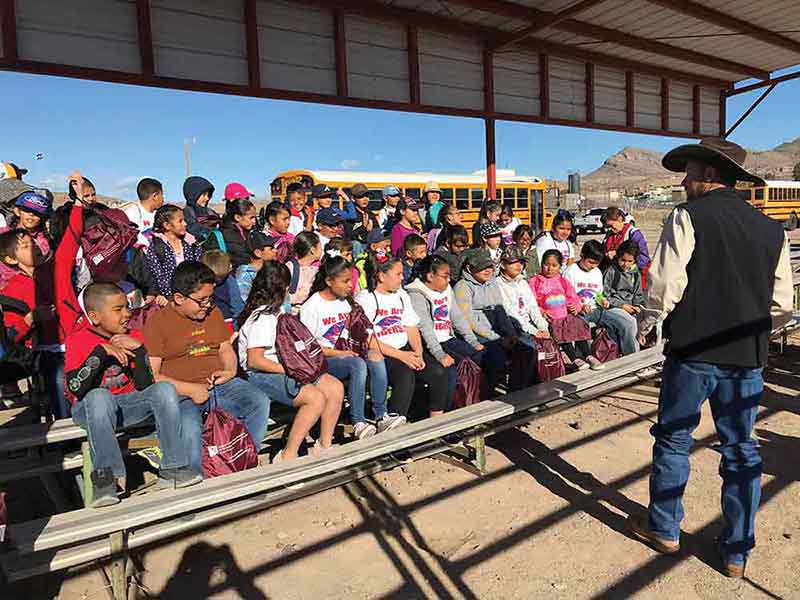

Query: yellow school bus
[
  {"left": 737, "top": 180, "right": 800, "bottom": 229},
  {"left": 269, "top": 169, "right": 554, "bottom": 234}
]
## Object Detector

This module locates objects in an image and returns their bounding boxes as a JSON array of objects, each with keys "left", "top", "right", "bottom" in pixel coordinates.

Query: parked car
[{"left": 574, "top": 207, "right": 635, "bottom": 235}]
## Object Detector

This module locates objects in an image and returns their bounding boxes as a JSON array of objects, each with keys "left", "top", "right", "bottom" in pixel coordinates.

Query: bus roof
[
  {"left": 277, "top": 169, "right": 545, "bottom": 185},
  {"left": 763, "top": 180, "right": 800, "bottom": 188}
]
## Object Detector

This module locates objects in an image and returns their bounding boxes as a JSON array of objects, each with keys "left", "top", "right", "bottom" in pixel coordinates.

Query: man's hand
[
  {"left": 334, "top": 349, "right": 358, "bottom": 358},
  {"left": 439, "top": 354, "right": 455, "bottom": 368},
  {"left": 187, "top": 383, "right": 210, "bottom": 405},
  {"left": 207, "top": 370, "right": 236, "bottom": 388},
  {"left": 110, "top": 334, "right": 142, "bottom": 350},
  {"left": 101, "top": 343, "right": 134, "bottom": 365},
  {"left": 337, "top": 189, "right": 349, "bottom": 203}
]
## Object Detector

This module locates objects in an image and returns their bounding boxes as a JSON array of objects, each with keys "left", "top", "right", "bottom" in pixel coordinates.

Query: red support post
[
  {"left": 407, "top": 25, "right": 420, "bottom": 105},
  {"left": 626, "top": 70, "right": 634, "bottom": 128},
  {"left": 483, "top": 47, "right": 494, "bottom": 115},
  {"left": 585, "top": 63, "right": 594, "bottom": 123},
  {"left": 539, "top": 53, "right": 549, "bottom": 119},
  {"left": 661, "top": 78, "right": 669, "bottom": 132},
  {"left": 485, "top": 118, "right": 497, "bottom": 201},
  {"left": 692, "top": 84, "right": 701, "bottom": 135},
  {"left": 244, "top": 0, "right": 261, "bottom": 89},
  {"left": 719, "top": 89, "right": 727, "bottom": 137},
  {"left": 334, "top": 9, "right": 348, "bottom": 97},
  {"left": 136, "top": 0, "right": 155, "bottom": 76},
  {"left": 1, "top": 0, "right": 18, "bottom": 63}
]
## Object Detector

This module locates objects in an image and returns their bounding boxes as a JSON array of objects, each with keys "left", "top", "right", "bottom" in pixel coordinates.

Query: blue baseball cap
[
  {"left": 15, "top": 190, "right": 52, "bottom": 216},
  {"left": 316, "top": 207, "right": 344, "bottom": 226},
  {"left": 382, "top": 185, "right": 401, "bottom": 197}
]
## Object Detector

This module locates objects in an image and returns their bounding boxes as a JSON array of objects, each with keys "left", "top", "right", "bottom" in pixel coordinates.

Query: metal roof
[{"left": 1, "top": 0, "right": 798, "bottom": 140}]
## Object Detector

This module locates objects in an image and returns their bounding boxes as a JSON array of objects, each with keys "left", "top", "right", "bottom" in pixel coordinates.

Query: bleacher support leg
[
  {"left": 81, "top": 441, "right": 93, "bottom": 507},
  {"left": 109, "top": 530, "right": 129, "bottom": 600},
  {"left": 469, "top": 433, "right": 487, "bottom": 474}
]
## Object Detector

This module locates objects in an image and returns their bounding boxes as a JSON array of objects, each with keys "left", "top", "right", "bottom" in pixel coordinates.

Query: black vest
[{"left": 664, "top": 187, "right": 783, "bottom": 367}]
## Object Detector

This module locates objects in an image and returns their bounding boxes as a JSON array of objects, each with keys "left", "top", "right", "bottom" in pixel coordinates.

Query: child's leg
[
  {"left": 71, "top": 388, "right": 126, "bottom": 480},
  {"left": 383, "top": 356, "right": 415, "bottom": 416},
  {"left": 315, "top": 374, "right": 344, "bottom": 447},
  {"left": 366, "top": 356, "right": 389, "bottom": 419},
  {"left": 326, "top": 356, "right": 367, "bottom": 424},
  {"left": 561, "top": 342, "right": 578, "bottom": 362},
  {"left": 132, "top": 381, "right": 188, "bottom": 471},
  {"left": 284, "top": 384, "right": 325, "bottom": 459},
  {"left": 575, "top": 340, "right": 591, "bottom": 360}
]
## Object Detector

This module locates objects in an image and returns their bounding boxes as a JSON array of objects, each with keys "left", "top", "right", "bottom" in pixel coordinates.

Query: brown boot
[{"left": 627, "top": 515, "right": 680, "bottom": 554}]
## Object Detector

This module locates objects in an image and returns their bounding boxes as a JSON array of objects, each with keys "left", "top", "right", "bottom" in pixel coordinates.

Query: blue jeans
[
  {"left": 247, "top": 371, "right": 302, "bottom": 408},
  {"left": 71, "top": 382, "right": 187, "bottom": 478},
  {"left": 327, "top": 356, "right": 385, "bottom": 423},
  {"left": 475, "top": 336, "right": 509, "bottom": 395},
  {"left": 179, "top": 377, "right": 270, "bottom": 475},
  {"left": 38, "top": 350, "right": 68, "bottom": 419},
  {"left": 583, "top": 308, "right": 638, "bottom": 355},
  {"left": 648, "top": 357, "right": 763, "bottom": 565},
  {"left": 441, "top": 338, "right": 484, "bottom": 401}
]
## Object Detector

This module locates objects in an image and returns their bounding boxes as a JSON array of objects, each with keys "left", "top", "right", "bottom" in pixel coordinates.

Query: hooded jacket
[
  {"left": 603, "top": 263, "right": 645, "bottom": 308},
  {"left": 433, "top": 246, "right": 466, "bottom": 285},
  {"left": 453, "top": 270, "right": 510, "bottom": 342},
  {"left": 406, "top": 278, "right": 479, "bottom": 360},
  {"left": 496, "top": 273, "right": 549, "bottom": 335},
  {"left": 182, "top": 176, "right": 217, "bottom": 238}
]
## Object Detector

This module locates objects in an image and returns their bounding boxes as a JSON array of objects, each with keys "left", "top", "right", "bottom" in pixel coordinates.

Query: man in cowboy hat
[{"left": 629, "top": 137, "right": 794, "bottom": 577}]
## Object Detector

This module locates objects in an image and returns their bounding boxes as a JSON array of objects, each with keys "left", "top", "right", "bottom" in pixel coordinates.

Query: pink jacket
[{"left": 530, "top": 274, "right": 580, "bottom": 320}]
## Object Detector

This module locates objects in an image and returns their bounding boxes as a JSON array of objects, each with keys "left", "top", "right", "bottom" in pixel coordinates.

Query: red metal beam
[
  {"left": 483, "top": 48, "right": 494, "bottom": 114},
  {"left": 718, "top": 89, "right": 726, "bottom": 137},
  {"left": 585, "top": 63, "right": 594, "bottom": 123},
  {"left": 244, "top": 0, "right": 261, "bottom": 89},
  {"left": 539, "top": 53, "right": 549, "bottom": 119},
  {"left": 692, "top": 84, "right": 700, "bottom": 135},
  {"left": 135, "top": 0, "right": 154, "bottom": 76},
  {"left": 485, "top": 118, "right": 497, "bottom": 201},
  {"left": 626, "top": 71, "right": 634, "bottom": 128},
  {"left": 661, "top": 78, "right": 669, "bottom": 131},
  {"left": 446, "top": 0, "right": 768, "bottom": 79},
  {"left": 407, "top": 25, "right": 420, "bottom": 105},
  {"left": 726, "top": 70, "right": 800, "bottom": 96},
  {"left": 334, "top": 8, "right": 348, "bottom": 97},
  {"left": 1, "top": 0, "right": 18, "bottom": 63},
  {"left": 295, "top": 0, "right": 730, "bottom": 89},
  {"left": 646, "top": 0, "right": 800, "bottom": 56}
]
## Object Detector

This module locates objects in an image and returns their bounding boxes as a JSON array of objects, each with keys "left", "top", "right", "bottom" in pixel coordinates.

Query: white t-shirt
[
  {"left": 238, "top": 309, "right": 280, "bottom": 370},
  {"left": 300, "top": 292, "right": 352, "bottom": 348},
  {"left": 123, "top": 203, "right": 156, "bottom": 248},
  {"left": 564, "top": 262, "right": 603, "bottom": 310},
  {"left": 288, "top": 214, "right": 305, "bottom": 236},
  {"left": 535, "top": 232, "right": 574, "bottom": 268},
  {"left": 427, "top": 287, "right": 454, "bottom": 343},
  {"left": 355, "top": 289, "right": 419, "bottom": 349},
  {"left": 500, "top": 217, "right": 521, "bottom": 245}
]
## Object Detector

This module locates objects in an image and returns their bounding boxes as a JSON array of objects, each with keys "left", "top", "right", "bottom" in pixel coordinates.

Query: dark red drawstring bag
[
  {"left": 334, "top": 303, "right": 373, "bottom": 359},
  {"left": 275, "top": 313, "right": 327, "bottom": 385},
  {"left": 126, "top": 303, "right": 160, "bottom": 331},
  {"left": 202, "top": 390, "right": 259, "bottom": 479},
  {"left": 0, "top": 491, "right": 7, "bottom": 543},
  {"left": 549, "top": 314, "right": 592, "bottom": 343},
  {"left": 591, "top": 328, "right": 620, "bottom": 363},
  {"left": 81, "top": 207, "right": 138, "bottom": 282},
  {"left": 452, "top": 357, "right": 482, "bottom": 409},
  {"left": 535, "top": 338, "right": 566, "bottom": 382}
]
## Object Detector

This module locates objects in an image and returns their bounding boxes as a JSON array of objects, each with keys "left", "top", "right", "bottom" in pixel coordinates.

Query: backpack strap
[
  {"left": 0, "top": 294, "right": 32, "bottom": 315},
  {"left": 288, "top": 258, "right": 301, "bottom": 294},
  {"left": 211, "top": 229, "right": 226, "bottom": 253}
]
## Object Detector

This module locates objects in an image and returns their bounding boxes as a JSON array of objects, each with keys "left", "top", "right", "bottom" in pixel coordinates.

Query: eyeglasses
[{"left": 184, "top": 293, "right": 215, "bottom": 308}]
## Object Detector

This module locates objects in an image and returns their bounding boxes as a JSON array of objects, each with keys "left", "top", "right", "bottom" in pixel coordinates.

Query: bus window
[
  {"left": 441, "top": 188, "right": 454, "bottom": 204},
  {"left": 495, "top": 188, "right": 501, "bottom": 201},
  {"left": 737, "top": 189, "right": 751, "bottom": 202},
  {"left": 503, "top": 188, "right": 515, "bottom": 207},
  {"left": 531, "top": 190, "right": 543, "bottom": 231},
  {"left": 769, "top": 188, "right": 776, "bottom": 200},
  {"left": 405, "top": 187, "right": 421, "bottom": 199},
  {"left": 270, "top": 178, "right": 283, "bottom": 197},
  {"left": 471, "top": 188, "right": 484, "bottom": 209},
  {"left": 755, "top": 188, "right": 764, "bottom": 201},
  {"left": 366, "top": 189, "right": 384, "bottom": 212},
  {"left": 517, "top": 188, "right": 529, "bottom": 209},
  {"left": 456, "top": 188, "right": 469, "bottom": 211}
]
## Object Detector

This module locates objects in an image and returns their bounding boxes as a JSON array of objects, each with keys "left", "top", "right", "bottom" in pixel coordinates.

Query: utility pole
[{"left": 184, "top": 137, "right": 197, "bottom": 178}]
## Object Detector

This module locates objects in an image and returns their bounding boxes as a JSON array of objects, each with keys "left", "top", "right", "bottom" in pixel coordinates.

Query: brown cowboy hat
[{"left": 662, "top": 137, "right": 765, "bottom": 186}]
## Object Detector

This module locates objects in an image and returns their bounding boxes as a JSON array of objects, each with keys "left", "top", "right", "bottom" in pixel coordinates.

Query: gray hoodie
[
  {"left": 603, "top": 264, "right": 646, "bottom": 308},
  {"left": 453, "top": 270, "right": 506, "bottom": 342},
  {"left": 406, "top": 279, "right": 479, "bottom": 360}
]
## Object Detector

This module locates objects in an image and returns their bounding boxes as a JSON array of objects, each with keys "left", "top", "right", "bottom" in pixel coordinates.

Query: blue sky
[{"left": 1, "top": 68, "right": 798, "bottom": 202}]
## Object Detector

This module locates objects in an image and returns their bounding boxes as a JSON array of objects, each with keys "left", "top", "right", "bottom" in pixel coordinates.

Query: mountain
[
  {"left": 52, "top": 192, "right": 126, "bottom": 208},
  {"left": 582, "top": 137, "right": 800, "bottom": 192}
]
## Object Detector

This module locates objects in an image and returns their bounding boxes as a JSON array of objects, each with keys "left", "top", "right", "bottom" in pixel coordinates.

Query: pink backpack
[{"left": 275, "top": 313, "right": 327, "bottom": 385}]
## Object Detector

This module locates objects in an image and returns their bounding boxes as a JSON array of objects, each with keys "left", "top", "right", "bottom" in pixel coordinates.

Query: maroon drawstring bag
[
  {"left": 126, "top": 302, "right": 160, "bottom": 331},
  {"left": 202, "top": 387, "right": 259, "bottom": 479},
  {"left": 334, "top": 303, "right": 373, "bottom": 360},
  {"left": 275, "top": 313, "right": 327, "bottom": 385},
  {"left": 452, "top": 357, "right": 482, "bottom": 409},
  {"left": 81, "top": 207, "right": 138, "bottom": 282},
  {"left": 535, "top": 338, "right": 566, "bottom": 382},
  {"left": 591, "top": 328, "right": 620, "bottom": 363},
  {"left": 549, "top": 314, "right": 592, "bottom": 343},
  {"left": 0, "top": 491, "right": 7, "bottom": 543}
]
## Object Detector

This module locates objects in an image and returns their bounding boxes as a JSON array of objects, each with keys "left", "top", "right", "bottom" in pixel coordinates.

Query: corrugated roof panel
[
  {"left": 634, "top": 73, "right": 662, "bottom": 130},
  {"left": 419, "top": 29, "right": 483, "bottom": 110},
  {"left": 493, "top": 50, "right": 540, "bottom": 116},
  {"left": 550, "top": 56, "right": 587, "bottom": 121},
  {"left": 346, "top": 15, "right": 410, "bottom": 103}
]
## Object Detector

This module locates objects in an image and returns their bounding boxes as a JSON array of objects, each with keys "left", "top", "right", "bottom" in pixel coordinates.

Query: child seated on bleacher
[
  {"left": 146, "top": 204, "right": 203, "bottom": 299},
  {"left": 401, "top": 233, "right": 427, "bottom": 285},
  {"left": 236, "top": 231, "right": 277, "bottom": 303},
  {"left": 433, "top": 225, "right": 469, "bottom": 285},
  {"left": 300, "top": 255, "right": 385, "bottom": 440},
  {"left": 237, "top": 261, "right": 343, "bottom": 462},
  {"left": 325, "top": 237, "right": 360, "bottom": 295},
  {"left": 202, "top": 249, "right": 244, "bottom": 329},
  {"left": 143, "top": 261, "right": 270, "bottom": 476},
  {"left": 496, "top": 245, "right": 550, "bottom": 343},
  {"left": 354, "top": 229, "right": 392, "bottom": 290},
  {"left": 287, "top": 231, "right": 321, "bottom": 307},
  {"left": 603, "top": 239, "right": 645, "bottom": 337}
]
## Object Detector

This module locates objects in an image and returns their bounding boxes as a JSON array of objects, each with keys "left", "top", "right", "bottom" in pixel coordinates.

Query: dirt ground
[{"left": 19, "top": 339, "right": 795, "bottom": 600}]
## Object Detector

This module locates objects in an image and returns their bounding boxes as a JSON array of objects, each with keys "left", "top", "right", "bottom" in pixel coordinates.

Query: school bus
[
  {"left": 269, "top": 169, "right": 554, "bottom": 234},
  {"left": 737, "top": 180, "right": 800, "bottom": 230}
]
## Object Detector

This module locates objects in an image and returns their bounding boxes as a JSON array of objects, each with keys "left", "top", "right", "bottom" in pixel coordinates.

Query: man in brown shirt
[{"left": 144, "top": 261, "right": 270, "bottom": 475}]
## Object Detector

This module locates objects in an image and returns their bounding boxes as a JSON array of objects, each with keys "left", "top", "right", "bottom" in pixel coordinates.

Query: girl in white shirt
[
  {"left": 300, "top": 255, "right": 386, "bottom": 440},
  {"left": 534, "top": 213, "right": 576, "bottom": 270},
  {"left": 356, "top": 258, "right": 452, "bottom": 419},
  {"left": 238, "top": 262, "right": 343, "bottom": 462}
]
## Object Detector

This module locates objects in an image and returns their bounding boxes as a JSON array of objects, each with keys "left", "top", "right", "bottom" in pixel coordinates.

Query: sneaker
[
  {"left": 309, "top": 440, "right": 339, "bottom": 457},
  {"left": 627, "top": 516, "right": 679, "bottom": 554},
  {"left": 442, "top": 432, "right": 464, "bottom": 447},
  {"left": 377, "top": 413, "right": 407, "bottom": 434},
  {"left": 90, "top": 469, "right": 120, "bottom": 509},
  {"left": 157, "top": 467, "right": 203, "bottom": 490},
  {"left": 573, "top": 358, "right": 590, "bottom": 371},
  {"left": 135, "top": 446, "right": 163, "bottom": 470},
  {"left": 716, "top": 538, "right": 746, "bottom": 578},
  {"left": 587, "top": 356, "right": 605, "bottom": 371},
  {"left": 353, "top": 422, "right": 377, "bottom": 440}
]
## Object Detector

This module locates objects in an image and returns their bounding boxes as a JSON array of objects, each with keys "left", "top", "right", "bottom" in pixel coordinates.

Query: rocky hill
[
  {"left": 52, "top": 192, "right": 126, "bottom": 208},
  {"left": 583, "top": 137, "right": 800, "bottom": 192}
]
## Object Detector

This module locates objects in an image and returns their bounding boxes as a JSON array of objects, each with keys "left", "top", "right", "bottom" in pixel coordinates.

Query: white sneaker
[
  {"left": 377, "top": 413, "right": 407, "bottom": 434},
  {"left": 353, "top": 422, "right": 377, "bottom": 440},
  {"left": 587, "top": 356, "right": 605, "bottom": 371},
  {"left": 573, "top": 358, "right": 590, "bottom": 371}
]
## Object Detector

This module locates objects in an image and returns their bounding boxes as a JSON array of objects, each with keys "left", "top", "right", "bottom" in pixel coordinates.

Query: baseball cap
[
  {"left": 423, "top": 181, "right": 441, "bottom": 194},
  {"left": 0, "top": 178, "right": 34, "bottom": 206},
  {"left": 382, "top": 185, "right": 401, "bottom": 197},
  {"left": 479, "top": 221, "right": 502, "bottom": 239},
  {"left": 464, "top": 249, "right": 494, "bottom": 272},
  {"left": 14, "top": 190, "right": 52, "bottom": 216},
  {"left": 311, "top": 183, "right": 335, "bottom": 199},
  {"left": 224, "top": 182, "right": 253, "bottom": 200},
  {"left": 366, "top": 229, "right": 391, "bottom": 246},
  {"left": 351, "top": 183, "right": 369, "bottom": 198},
  {"left": 246, "top": 230, "right": 278, "bottom": 253},
  {"left": 501, "top": 244, "right": 526, "bottom": 264},
  {"left": 316, "top": 207, "right": 344, "bottom": 226}
]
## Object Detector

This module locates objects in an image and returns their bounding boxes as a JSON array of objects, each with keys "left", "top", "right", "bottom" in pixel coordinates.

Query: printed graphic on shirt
[
  {"left": 518, "top": 296, "right": 526, "bottom": 312},
  {"left": 432, "top": 298, "right": 451, "bottom": 332},
  {"left": 544, "top": 294, "right": 566, "bottom": 309},
  {"left": 374, "top": 309, "right": 404, "bottom": 339},
  {"left": 577, "top": 289, "right": 597, "bottom": 304},
  {"left": 321, "top": 313, "right": 349, "bottom": 346}
]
